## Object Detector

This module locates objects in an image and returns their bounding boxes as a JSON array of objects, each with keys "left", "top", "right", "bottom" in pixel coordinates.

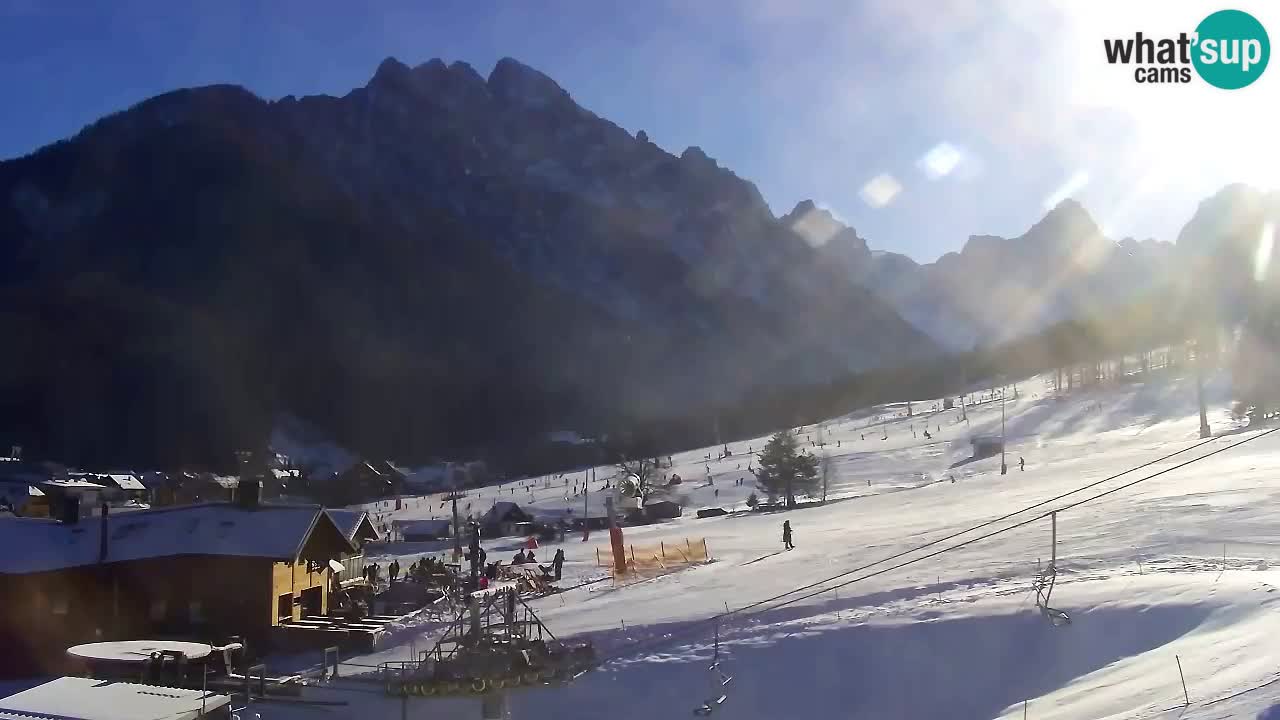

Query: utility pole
[
  {"left": 1000, "top": 385, "right": 1008, "bottom": 475},
  {"left": 444, "top": 477, "right": 465, "bottom": 562},
  {"left": 1196, "top": 338, "right": 1211, "bottom": 438}
]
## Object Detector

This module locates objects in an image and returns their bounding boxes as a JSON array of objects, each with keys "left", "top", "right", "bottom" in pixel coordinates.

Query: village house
[
  {"left": 325, "top": 508, "right": 381, "bottom": 582},
  {"left": 0, "top": 483, "right": 355, "bottom": 677},
  {"left": 172, "top": 472, "right": 238, "bottom": 505},
  {"left": 479, "top": 501, "right": 534, "bottom": 538},
  {"left": 394, "top": 518, "right": 452, "bottom": 542},
  {"left": 0, "top": 675, "right": 232, "bottom": 720},
  {"left": 643, "top": 499, "right": 683, "bottom": 522},
  {"left": 0, "top": 460, "right": 61, "bottom": 517},
  {"left": 0, "top": 478, "right": 47, "bottom": 517},
  {"left": 328, "top": 462, "right": 394, "bottom": 505},
  {"left": 71, "top": 472, "right": 148, "bottom": 505},
  {"left": 40, "top": 478, "right": 108, "bottom": 519},
  {"left": 137, "top": 471, "right": 177, "bottom": 506}
]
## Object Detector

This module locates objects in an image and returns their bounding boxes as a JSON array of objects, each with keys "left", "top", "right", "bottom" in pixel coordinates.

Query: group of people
[
  {"left": 363, "top": 555, "right": 452, "bottom": 586},
  {"left": 512, "top": 547, "right": 566, "bottom": 580}
]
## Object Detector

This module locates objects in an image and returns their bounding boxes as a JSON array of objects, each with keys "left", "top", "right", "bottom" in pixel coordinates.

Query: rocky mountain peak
[
  {"left": 487, "top": 57, "right": 570, "bottom": 107},
  {"left": 781, "top": 200, "right": 865, "bottom": 251},
  {"left": 1025, "top": 199, "right": 1103, "bottom": 246},
  {"left": 370, "top": 56, "right": 411, "bottom": 86}
]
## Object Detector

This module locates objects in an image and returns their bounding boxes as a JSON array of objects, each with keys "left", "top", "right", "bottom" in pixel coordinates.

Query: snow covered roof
[
  {"left": 326, "top": 508, "right": 380, "bottom": 542},
  {"left": 481, "top": 501, "right": 530, "bottom": 524},
  {"left": 108, "top": 474, "right": 146, "bottom": 491},
  {"left": 394, "top": 519, "right": 451, "bottom": 534},
  {"left": 41, "top": 478, "right": 107, "bottom": 491},
  {"left": 73, "top": 473, "right": 146, "bottom": 492},
  {"left": 0, "top": 502, "right": 353, "bottom": 575},
  {"left": 0, "top": 676, "right": 229, "bottom": 720},
  {"left": 136, "top": 471, "right": 171, "bottom": 489}
]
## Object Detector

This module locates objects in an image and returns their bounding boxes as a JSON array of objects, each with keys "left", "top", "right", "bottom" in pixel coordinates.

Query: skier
[
  {"left": 782, "top": 520, "right": 794, "bottom": 551},
  {"left": 1019, "top": 456, "right": 1026, "bottom": 472}
]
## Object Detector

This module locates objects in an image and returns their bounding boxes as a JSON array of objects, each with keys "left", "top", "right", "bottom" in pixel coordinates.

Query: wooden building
[
  {"left": 394, "top": 518, "right": 452, "bottom": 542},
  {"left": 325, "top": 509, "right": 381, "bottom": 550},
  {"left": 479, "top": 501, "right": 533, "bottom": 538},
  {"left": 0, "top": 489, "right": 355, "bottom": 678}
]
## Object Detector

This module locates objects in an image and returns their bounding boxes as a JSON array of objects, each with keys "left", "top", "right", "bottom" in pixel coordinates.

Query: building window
[
  {"left": 150, "top": 598, "right": 167, "bottom": 622},
  {"left": 50, "top": 595, "right": 69, "bottom": 616},
  {"left": 188, "top": 600, "right": 204, "bottom": 623}
]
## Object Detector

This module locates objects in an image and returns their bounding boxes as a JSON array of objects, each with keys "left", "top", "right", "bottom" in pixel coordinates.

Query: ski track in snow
[{"left": 272, "top": 368, "right": 1280, "bottom": 719}]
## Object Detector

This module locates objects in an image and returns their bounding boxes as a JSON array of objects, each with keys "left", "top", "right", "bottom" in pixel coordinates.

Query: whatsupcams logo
[{"left": 1103, "top": 9, "right": 1269, "bottom": 88}]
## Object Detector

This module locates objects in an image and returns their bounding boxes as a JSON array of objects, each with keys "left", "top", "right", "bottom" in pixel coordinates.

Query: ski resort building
[
  {"left": 643, "top": 500, "right": 683, "bottom": 521},
  {"left": 394, "top": 518, "right": 452, "bottom": 542},
  {"left": 0, "top": 489, "right": 355, "bottom": 677},
  {"left": 325, "top": 508, "right": 381, "bottom": 549},
  {"left": 479, "top": 501, "right": 534, "bottom": 537},
  {"left": 0, "top": 675, "right": 232, "bottom": 720}
]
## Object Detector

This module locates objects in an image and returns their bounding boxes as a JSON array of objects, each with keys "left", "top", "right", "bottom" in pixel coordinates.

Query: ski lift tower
[
  {"left": 999, "top": 377, "right": 1008, "bottom": 475},
  {"left": 380, "top": 583, "right": 595, "bottom": 705},
  {"left": 443, "top": 487, "right": 467, "bottom": 562}
]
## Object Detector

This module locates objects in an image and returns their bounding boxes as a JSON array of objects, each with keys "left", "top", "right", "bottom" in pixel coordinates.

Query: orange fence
[{"left": 596, "top": 537, "right": 712, "bottom": 576}]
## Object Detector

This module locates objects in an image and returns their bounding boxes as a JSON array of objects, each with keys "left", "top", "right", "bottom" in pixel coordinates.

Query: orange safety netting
[{"left": 596, "top": 537, "right": 712, "bottom": 576}]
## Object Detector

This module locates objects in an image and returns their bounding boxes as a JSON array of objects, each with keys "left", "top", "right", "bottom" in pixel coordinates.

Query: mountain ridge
[{"left": 0, "top": 55, "right": 938, "bottom": 469}]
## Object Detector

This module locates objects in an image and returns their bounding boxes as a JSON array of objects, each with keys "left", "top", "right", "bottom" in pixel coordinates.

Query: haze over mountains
[
  {"left": 0, "top": 55, "right": 1274, "bottom": 469},
  {"left": 782, "top": 198, "right": 1177, "bottom": 351}
]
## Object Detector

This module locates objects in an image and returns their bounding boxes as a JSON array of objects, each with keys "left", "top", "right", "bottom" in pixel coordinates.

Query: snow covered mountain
[
  {"left": 782, "top": 199, "right": 1176, "bottom": 350},
  {"left": 0, "top": 56, "right": 937, "bottom": 468}
]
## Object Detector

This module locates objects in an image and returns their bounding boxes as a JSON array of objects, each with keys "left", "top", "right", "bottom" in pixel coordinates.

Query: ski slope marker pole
[{"left": 1177, "top": 655, "right": 1189, "bottom": 706}]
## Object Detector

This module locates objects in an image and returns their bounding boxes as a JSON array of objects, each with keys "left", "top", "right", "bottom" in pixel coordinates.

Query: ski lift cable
[
  {"left": 741, "top": 427, "right": 1270, "bottom": 617},
  {"left": 590, "top": 427, "right": 1278, "bottom": 670},
  {"left": 719, "top": 432, "right": 1224, "bottom": 618}
]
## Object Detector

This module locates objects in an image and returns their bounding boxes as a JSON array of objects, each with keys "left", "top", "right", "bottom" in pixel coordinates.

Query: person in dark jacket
[
  {"left": 552, "top": 548, "right": 565, "bottom": 580},
  {"left": 782, "top": 520, "right": 794, "bottom": 551}
]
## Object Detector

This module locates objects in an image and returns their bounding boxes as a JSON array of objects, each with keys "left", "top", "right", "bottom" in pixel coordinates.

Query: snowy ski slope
[{"left": 292, "top": 368, "right": 1280, "bottom": 719}]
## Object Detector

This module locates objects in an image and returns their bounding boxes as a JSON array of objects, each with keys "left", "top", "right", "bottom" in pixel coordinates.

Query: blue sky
[{"left": 2, "top": 0, "right": 1275, "bottom": 261}]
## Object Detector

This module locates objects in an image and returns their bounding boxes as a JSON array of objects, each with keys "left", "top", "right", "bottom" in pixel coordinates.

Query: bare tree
[{"left": 616, "top": 455, "right": 663, "bottom": 505}]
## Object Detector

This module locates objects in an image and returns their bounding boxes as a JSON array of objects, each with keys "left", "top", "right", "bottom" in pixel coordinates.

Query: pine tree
[{"left": 752, "top": 430, "right": 819, "bottom": 509}]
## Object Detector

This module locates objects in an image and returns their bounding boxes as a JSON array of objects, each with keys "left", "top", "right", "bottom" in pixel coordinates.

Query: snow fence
[{"left": 596, "top": 537, "right": 712, "bottom": 579}]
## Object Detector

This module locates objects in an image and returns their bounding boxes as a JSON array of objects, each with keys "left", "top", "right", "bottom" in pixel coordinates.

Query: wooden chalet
[
  {"left": 0, "top": 484, "right": 356, "bottom": 677},
  {"left": 479, "top": 501, "right": 534, "bottom": 537}
]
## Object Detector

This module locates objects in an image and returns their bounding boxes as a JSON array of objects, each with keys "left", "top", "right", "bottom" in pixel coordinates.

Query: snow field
[{"left": 293, "top": 368, "right": 1280, "bottom": 719}]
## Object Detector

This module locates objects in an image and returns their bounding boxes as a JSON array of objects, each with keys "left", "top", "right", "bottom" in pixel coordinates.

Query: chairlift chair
[
  {"left": 1032, "top": 512, "right": 1072, "bottom": 626},
  {"left": 692, "top": 625, "right": 733, "bottom": 716}
]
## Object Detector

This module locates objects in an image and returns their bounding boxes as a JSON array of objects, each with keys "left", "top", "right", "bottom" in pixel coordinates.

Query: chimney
[
  {"left": 99, "top": 502, "right": 110, "bottom": 563},
  {"left": 237, "top": 479, "right": 260, "bottom": 509},
  {"left": 59, "top": 495, "right": 81, "bottom": 525}
]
